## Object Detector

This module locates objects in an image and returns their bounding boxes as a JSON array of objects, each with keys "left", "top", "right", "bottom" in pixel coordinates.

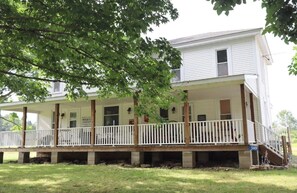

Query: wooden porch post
[
  {"left": 240, "top": 84, "right": 248, "bottom": 145},
  {"left": 21, "top": 107, "right": 27, "bottom": 148},
  {"left": 54, "top": 103, "right": 60, "bottom": 147},
  {"left": 184, "top": 90, "right": 190, "bottom": 145},
  {"left": 281, "top": 135, "right": 288, "bottom": 165},
  {"left": 91, "top": 100, "right": 96, "bottom": 146},
  {"left": 249, "top": 93, "right": 256, "bottom": 141},
  {"left": 133, "top": 93, "right": 139, "bottom": 145}
]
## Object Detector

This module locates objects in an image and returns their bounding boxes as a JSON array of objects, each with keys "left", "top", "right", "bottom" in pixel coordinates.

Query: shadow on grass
[{"left": 0, "top": 164, "right": 296, "bottom": 193}]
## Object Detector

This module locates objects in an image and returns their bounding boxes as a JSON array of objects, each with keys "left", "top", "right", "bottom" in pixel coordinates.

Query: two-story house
[{"left": 0, "top": 28, "right": 287, "bottom": 168}]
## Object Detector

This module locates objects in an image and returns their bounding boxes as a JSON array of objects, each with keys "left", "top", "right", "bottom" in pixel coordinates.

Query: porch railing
[
  {"left": 95, "top": 125, "right": 134, "bottom": 145},
  {"left": 255, "top": 122, "right": 283, "bottom": 155},
  {"left": 0, "top": 119, "right": 254, "bottom": 148},
  {"left": 138, "top": 122, "right": 185, "bottom": 145},
  {"left": 190, "top": 119, "right": 244, "bottom": 144},
  {"left": 25, "top": 129, "right": 54, "bottom": 147},
  {"left": 58, "top": 127, "right": 91, "bottom": 146},
  {"left": 0, "top": 131, "right": 22, "bottom": 147}
]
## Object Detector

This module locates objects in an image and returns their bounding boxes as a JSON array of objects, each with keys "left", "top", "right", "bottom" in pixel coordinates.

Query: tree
[
  {"left": 0, "top": 112, "right": 36, "bottom": 131},
  {"left": 273, "top": 110, "right": 297, "bottom": 130},
  {"left": 207, "top": 0, "right": 297, "bottom": 75},
  {"left": 0, "top": 0, "right": 182, "bottom": 117}
]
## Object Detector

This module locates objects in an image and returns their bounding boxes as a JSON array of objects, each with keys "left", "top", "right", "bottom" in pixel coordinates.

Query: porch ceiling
[{"left": 0, "top": 97, "right": 133, "bottom": 113}]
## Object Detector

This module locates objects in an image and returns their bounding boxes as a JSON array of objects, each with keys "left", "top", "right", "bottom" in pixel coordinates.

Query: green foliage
[
  {"left": 0, "top": 0, "right": 182, "bottom": 115},
  {"left": 0, "top": 112, "right": 35, "bottom": 131},
  {"left": 273, "top": 110, "right": 297, "bottom": 131},
  {"left": 207, "top": 0, "right": 297, "bottom": 75}
]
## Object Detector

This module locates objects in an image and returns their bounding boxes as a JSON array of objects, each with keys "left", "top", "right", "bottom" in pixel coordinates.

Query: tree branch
[
  {"left": 0, "top": 116, "right": 21, "bottom": 129},
  {"left": 0, "top": 69, "right": 64, "bottom": 83}
]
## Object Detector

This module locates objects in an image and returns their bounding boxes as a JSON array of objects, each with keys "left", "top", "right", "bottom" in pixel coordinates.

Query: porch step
[{"left": 259, "top": 145, "right": 284, "bottom": 166}]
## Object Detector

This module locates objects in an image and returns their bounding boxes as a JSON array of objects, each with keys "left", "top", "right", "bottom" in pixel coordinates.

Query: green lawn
[{"left": 0, "top": 163, "right": 296, "bottom": 193}]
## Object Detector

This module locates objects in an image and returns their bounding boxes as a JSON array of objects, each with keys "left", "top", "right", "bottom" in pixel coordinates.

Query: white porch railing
[
  {"left": 58, "top": 127, "right": 91, "bottom": 146},
  {"left": 255, "top": 122, "right": 283, "bottom": 155},
  {"left": 190, "top": 120, "right": 244, "bottom": 144},
  {"left": 138, "top": 122, "right": 185, "bottom": 145},
  {"left": 0, "top": 131, "right": 22, "bottom": 147},
  {"left": 95, "top": 125, "right": 134, "bottom": 145},
  {"left": 25, "top": 129, "right": 54, "bottom": 147}
]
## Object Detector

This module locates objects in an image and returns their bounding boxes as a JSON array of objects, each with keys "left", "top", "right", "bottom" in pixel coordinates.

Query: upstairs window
[
  {"left": 171, "top": 68, "right": 181, "bottom": 82},
  {"left": 217, "top": 49, "right": 228, "bottom": 76},
  {"left": 53, "top": 82, "right": 61, "bottom": 93}
]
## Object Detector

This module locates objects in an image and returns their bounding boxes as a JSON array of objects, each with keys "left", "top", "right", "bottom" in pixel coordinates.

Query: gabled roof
[
  {"left": 170, "top": 28, "right": 272, "bottom": 65},
  {"left": 170, "top": 28, "right": 262, "bottom": 45}
]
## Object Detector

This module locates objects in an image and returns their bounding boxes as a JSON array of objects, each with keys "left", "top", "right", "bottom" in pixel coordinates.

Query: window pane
[
  {"left": 104, "top": 115, "right": 119, "bottom": 126},
  {"left": 104, "top": 106, "right": 119, "bottom": 115},
  {"left": 171, "top": 69, "right": 180, "bottom": 82},
  {"left": 218, "top": 63, "right": 228, "bottom": 76},
  {"left": 217, "top": 50, "right": 227, "bottom": 63},
  {"left": 160, "top": 108, "right": 169, "bottom": 120},
  {"left": 53, "top": 82, "right": 60, "bottom": 92},
  {"left": 70, "top": 120, "right": 77, "bottom": 128}
]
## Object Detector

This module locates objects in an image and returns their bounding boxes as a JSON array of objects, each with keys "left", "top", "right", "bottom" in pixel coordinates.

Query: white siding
[
  {"left": 183, "top": 47, "right": 216, "bottom": 81},
  {"left": 232, "top": 40, "right": 257, "bottom": 74},
  {"left": 180, "top": 37, "right": 257, "bottom": 82}
]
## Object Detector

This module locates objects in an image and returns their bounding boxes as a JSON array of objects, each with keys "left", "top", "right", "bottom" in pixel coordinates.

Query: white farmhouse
[{"left": 0, "top": 28, "right": 286, "bottom": 168}]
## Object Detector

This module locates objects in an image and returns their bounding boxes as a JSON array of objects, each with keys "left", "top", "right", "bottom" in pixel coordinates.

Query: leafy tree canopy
[
  {"left": 0, "top": 0, "right": 182, "bottom": 116},
  {"left": 207, "top": 0, "right": 297, "bottom": 75},
  {"left": 273, "top": 110, "right": 297, "bottom": 130}
]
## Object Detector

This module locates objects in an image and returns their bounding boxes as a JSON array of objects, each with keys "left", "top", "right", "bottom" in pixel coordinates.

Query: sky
[{"left": 148, "top": 0, "right": 297, "bottom": 121}]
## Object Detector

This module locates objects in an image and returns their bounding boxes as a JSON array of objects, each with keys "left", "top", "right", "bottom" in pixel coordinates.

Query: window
[
  {"left": 53, "top": 82, "right": 61, "bottom": 93},
  {"left": 217, "top": 49, "right": 228, "bottom": 76},
  {"left": 69, "top": 112, "right": 77, "bottom": 128},
  {"left": 160, "top": 108, "right": 169, "bottom": 121},
  {"left": 171, "top": 68, "right": 181, "bottom": 82},
  {"left": 182, "top": 106, "right": 192, "bottom": 122},
  {"left": 104, "top": 106, "right": 119, "bottom": 126},
  {"left": 197, "top": 114, "right": 206, "bottom": 121},
  {"left": 220, "top": 100, "right": 232, "bottom": 120}
]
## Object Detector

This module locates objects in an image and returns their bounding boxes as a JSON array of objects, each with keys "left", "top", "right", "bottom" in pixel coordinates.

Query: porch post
[
  {"left": 281, "top": 136, "right": 288, "bottom": 165},
  {"left": 184, "top": 90, "right": 190, "bottom": 145},
  {"left": 133, "top": 93, "right": 139, "bottom": 145},
  {"left": 249, "top": 93, "right": 257, "bottom": 141},
  {"left": 54, "top": 103, "right": 60, "bottom": 147},
  {"left": 21, "top": 107, "right": 27, "bottom": 148},
  {"left": 91, "top": 100, "right": 96, "bottom": 146},
  {"left": 240, "top": 84, "right": 248, "bottom": 145}
]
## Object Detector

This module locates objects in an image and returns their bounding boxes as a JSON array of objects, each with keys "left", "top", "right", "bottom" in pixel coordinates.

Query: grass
[{"left": 0, "top": 163, "right": 296, "bottom": 193}]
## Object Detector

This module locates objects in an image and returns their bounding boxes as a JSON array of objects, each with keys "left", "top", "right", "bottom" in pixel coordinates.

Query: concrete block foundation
[
  {"left": 182, "top": 151, "right": 196, "bottom": 168},
  {"left": 239, "top": 150, "right": 252, "bottom": 169},
  {"left": 131, "top": 152, "right": 144, "bottom": 166},
  {"left": 18, "top": 152, "right": 30, "bottom": 164}
]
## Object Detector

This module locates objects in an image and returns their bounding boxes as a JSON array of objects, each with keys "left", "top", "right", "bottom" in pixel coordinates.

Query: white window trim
[{"left": 215, "top": 47, "right": 232, "bottom": 77}]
